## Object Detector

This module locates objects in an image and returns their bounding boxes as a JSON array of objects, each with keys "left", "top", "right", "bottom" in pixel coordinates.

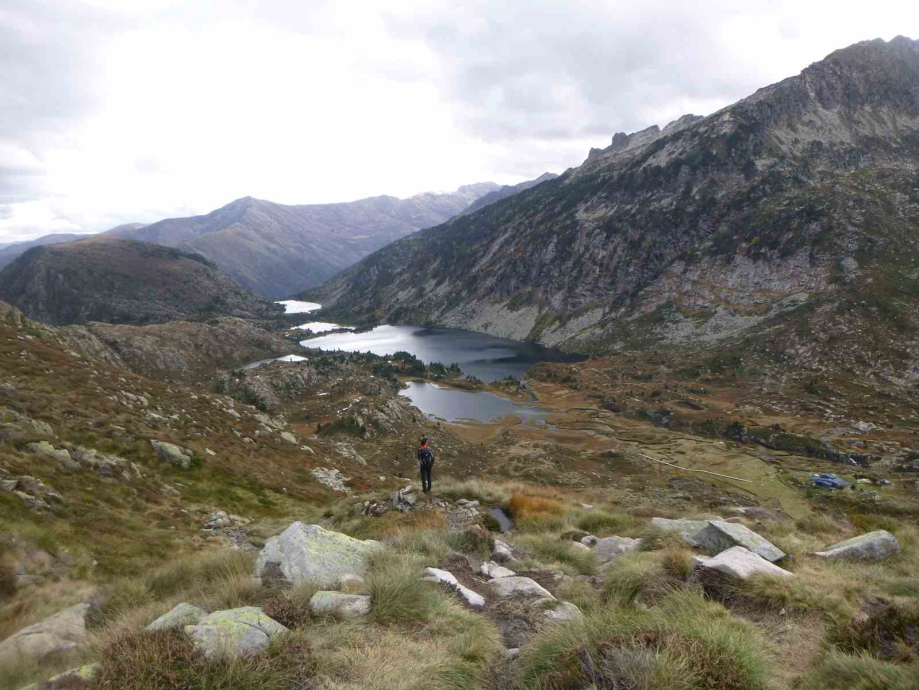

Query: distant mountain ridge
[
  {"left": 0, "top": 237, "right": 279, "bottom": 326},
  {"left": 459, "top": 173, "right": 558, "bottom": 215},
  {"left": 307, "top": 36, "right": 919, "bottom": 383},
  {"left": 107, "top": 184, "right": 504, "bottom": 298}
]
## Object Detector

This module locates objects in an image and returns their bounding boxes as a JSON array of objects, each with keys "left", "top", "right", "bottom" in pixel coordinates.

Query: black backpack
[{"left": 418, "top": 446, "right": 434, "bottom": 468}]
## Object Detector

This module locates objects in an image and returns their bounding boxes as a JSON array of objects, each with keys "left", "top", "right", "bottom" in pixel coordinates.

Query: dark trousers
[{"left": 420, "top": 463, "right": 433, "bottom": 492}]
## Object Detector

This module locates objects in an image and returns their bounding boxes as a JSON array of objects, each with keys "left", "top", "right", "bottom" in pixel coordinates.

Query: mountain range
[{"left": 307, "top": 36, "right": 919, "bottom": 382}]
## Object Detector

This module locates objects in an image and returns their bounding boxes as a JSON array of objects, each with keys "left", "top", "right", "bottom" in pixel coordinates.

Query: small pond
[{"left": 398, "top": 381, "right": 549, "bottom": 424}]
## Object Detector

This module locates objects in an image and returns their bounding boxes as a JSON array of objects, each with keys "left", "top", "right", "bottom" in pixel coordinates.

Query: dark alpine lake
[{"left": 302, "top": 324, "right": 583, "bottom": 424}]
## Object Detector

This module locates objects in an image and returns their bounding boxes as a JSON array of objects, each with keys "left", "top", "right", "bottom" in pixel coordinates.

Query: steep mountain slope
[
  {"left": 310, "top": 37, "right": 919, "bottom": 375},
  {"left": 459, "top": 173, "right": 558, "bottom": 215},
  {"left": 109, "top": 184, "right": 501, "bottom": 298},
  {"left": 0, "top": 237, "right": 280, "bottom": 326}
]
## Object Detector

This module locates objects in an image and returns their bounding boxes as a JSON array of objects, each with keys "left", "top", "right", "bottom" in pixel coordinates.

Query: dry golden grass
[{"left": 507, "top": 492, "right": 565, "bottom": 519}]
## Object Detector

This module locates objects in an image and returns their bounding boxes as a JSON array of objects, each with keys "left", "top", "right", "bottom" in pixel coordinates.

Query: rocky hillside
[
  {"left": 0, "top": 237, "right": 281, "bottom": 326},
  {"left": 0, "top": 225, "right": 145, "bottom": 272},
  {"left": 311, "top": 37, "right": 919, "bottom": 372},
  {"left": 108, "top": 184, "right": 502, "bottom": 298}
]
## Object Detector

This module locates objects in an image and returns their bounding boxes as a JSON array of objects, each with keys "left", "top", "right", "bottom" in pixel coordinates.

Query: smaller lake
[
  {"left": 399, "top": 381, "right": 549, "bottom": 424},
  {"left": 276, "top": 300, "right": 321, "bottom": 314},
  {"left": 293, "top": 322, "right": 353, "bottom": 334}
]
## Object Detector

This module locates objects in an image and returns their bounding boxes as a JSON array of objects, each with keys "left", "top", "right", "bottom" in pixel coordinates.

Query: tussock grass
[
  {"left": 434, "top": 477, "right": 511, "bottom": 505},
  {"left": 86, "top": 627, "right": 312, "bottom": 690},
  {"left": 513, "top": 533, "right": 596, "bottom": 575},
  {"left": 86, "top": 551, "right": 257, "bottom": 628},
  {"left": 366, "top": 551, "right": 446, "bottom": 626},
  {"left": 828, "top": 599, "right": 919, "bottom": 662},
  {"left": 572, "top": 508, "right": 638, "bottom": 536},
  {"left": 801, "top": 650, "right": 919, "bottom": 690},
  {"left": 516, "top": 589, "right": 776, "bottom": 690}
]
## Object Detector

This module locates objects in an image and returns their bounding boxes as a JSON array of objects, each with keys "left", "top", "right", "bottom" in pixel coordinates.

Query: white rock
[
  {"left": 488, "top": 576, "right": 554, "bottom": 599},
  {"left": 480, "top": 561, "right": 516, "bottom": 578},
  {"left": 309, "top": 591, "right": 371, "bottom": 618},
  {"left": 423, "top": 567, "right": 485, "bottom": 607},
  {"left": 594, "top": 536, "right": 643, "bottom": 562},
  {"left": 0, "top": 603, "right": 89, "bottom": 664},
  {"left": 580, "top": 535, "right": 599, "bottom": 547},
  {"left": 571, "top": 542, "right": 591, "bottom": 553},
  {"left": 702, "top": 546, "right": 794, "bottom": 580},
  {"left": 535, "top": 598, "right": 583, "bottom": 622},
  {"left": 492, "top": 539, "right": 514, "bottom": 563},
  {"left": 255, "top": 522, "right": 382, "bottom": 587},
  {"left": 811, "top": 530, "right": 900, "bottom": 562}
]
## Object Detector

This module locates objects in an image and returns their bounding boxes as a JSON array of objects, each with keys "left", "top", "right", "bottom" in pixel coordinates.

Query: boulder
[
  {"left": 309, "top": 591, "right": 371, "bottom": 618},
  {"left": 150, "top": 440, "right": 193, "bottom": 469},
  {"left": 311, "top": 467, "right": 351, "bottom": 493},
  {"left": 810, "top": 530, "right": 900, "bottom": 562},
  {"left": 650, "top": 518, "right": 710, "bottom": 545},
  {"left": 19, "top": 664, "right": 99, "bottom": 690},
  {"left": 0, "top": 603, "right": 89, "bottom": 664},
  {"left": 696, "top": 521, "right": 785, "bottom": 562},
  {"left": 492, "top": 539, "right": 514, "bottom": 563},
  {"left": 255, "top": 522, "right": 382, "bottom": 587},
  {"left": 701, "top": 546, "right": 794, "bottom": 580},
  {"left": 488, "top": 576, "right": 554, "bottom": 600},
  {"left": 423, "top": 568, "right": 485, "bottom": 608},
  {"left": 571, "top": 541, "right": 591, "bottom": 553},
  {"left": 185, "top": 607, "right": 287, "bottom": 657},
  {"left": 594, "top": 536, "right": 643, "bottom": 563},
  {"left": 480, "top": 561, "right": 516, "bottom": 579},
  {"left": 146, "top": 603, "right": 206, "bottom": 631},
  {"left": 535, "top": 598, "right": 583, "bottom": 622},
  {"left": 581, "top": 535, "right": 599, "bottom": 546},
  {"left": 280, "top": 432, "right": 297, "bottom": 444},
  {"left": 651, "top": 518, "right": 784, "bottom": 561},
  {"left": 202, "top": 510, "right": 233, "bottom": 530}
]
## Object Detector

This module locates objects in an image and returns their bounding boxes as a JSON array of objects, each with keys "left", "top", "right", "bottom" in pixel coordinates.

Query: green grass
[
  {"left": 516, "top": 588, "right": 776, "bottom": 690},
  {"left": 513, "top": 533, "right": 597, "bottom": 575},
  {"left": 366, "top": 550, "right": 447, "bottom": 626},
  {"left": 800, "top": 651, "right": 919, "bottom": 690}
]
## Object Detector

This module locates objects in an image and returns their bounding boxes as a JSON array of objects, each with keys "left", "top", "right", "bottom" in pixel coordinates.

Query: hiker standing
[{"left": 418, "top": 436, "right": 435, "bottom": 493}]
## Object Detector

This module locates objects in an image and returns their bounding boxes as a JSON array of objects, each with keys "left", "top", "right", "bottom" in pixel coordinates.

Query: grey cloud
[{"left": 384, "top": 2, "right": 775, "bottom": 146}]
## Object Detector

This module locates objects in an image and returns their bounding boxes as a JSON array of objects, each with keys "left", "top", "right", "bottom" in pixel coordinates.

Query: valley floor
[{"left": 1, "top": 303, "right": 918, "bottom": 690}]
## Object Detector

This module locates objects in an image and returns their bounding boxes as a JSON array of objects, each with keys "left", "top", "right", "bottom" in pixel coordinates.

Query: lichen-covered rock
[
  {"left": 480, "top": 561, "right": 516, "bottom": 579},
  {"left": 696, "top": 521, "right": 785, "bottom": 562},
  {"left": 423, "top": 567, "right": 485, "bottom": 608},
  {"left": 185, "top": 607, "right": 287, "bottom": 657},
  {"left": 202, "top": 510, "right": 232, "bottom": 529},
  {"left": 150, "top": 440, "right": 193, "bottom": 469},
  {"left": 701, "top": 546, "right": 794, "bottom": 580},
  {"left": 311, "top": 467, "right": 351, "bottom": 493},
  {"left": 309, "top": 591, "right": 371, "bottom": 618},
  {"left": 0, "top": 603, "right": 89, "bottom": 664},
  {"left": 146, "top": 603, "right": 207, "bottom": 631},
  {"left": 594, "top": 536, "right": 643, "bottom": 563},
  {"left": 488, "top": 576, "right": 554, "bottom": 600},
  {"left": 811, "top": 530, "right": 900, "bottom": 562},
  {"left": 255, "top": 522, "right": 382, "bottom": 587}
]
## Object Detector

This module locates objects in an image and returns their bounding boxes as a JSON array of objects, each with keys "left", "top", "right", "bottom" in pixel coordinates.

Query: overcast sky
[{"left": 1, "top": 0, "right": 916, "bottom": 243}]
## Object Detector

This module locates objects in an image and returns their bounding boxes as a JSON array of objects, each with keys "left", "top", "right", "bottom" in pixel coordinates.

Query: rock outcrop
[
  {"left": 146, "top": 603, "right": 207, "bottom": 631},
  {"left": 255, "top": 523, "right": 383, "bottom": 587},
  {"left": 810, "top": 530, "right": 900, "bottom": 562},
  {"left": 700, "top": 546, "right": 794, "bottom": 580},
  {"left": 0, "top": 603, "right": 89, "bottom": 664},
  {"left": 185, "top": 607, "right": 288, "bottom": 657}
]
